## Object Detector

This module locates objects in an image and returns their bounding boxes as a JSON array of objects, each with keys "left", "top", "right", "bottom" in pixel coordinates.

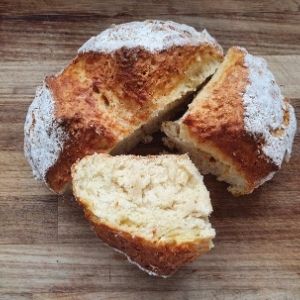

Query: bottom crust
[{"left": 82, "top": 206, "right": 213, "bottom": 277}]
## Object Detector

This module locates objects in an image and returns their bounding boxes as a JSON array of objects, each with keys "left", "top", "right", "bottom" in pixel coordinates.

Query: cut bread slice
[
  {"left": 162, "top": 47, "right": 297, "bottom": 196},
  {"left": 24, "top": 20, "right": 223, "bottom": 193},
  {"left": 72, "top": 153, "right": 215, "bottom": 277}
]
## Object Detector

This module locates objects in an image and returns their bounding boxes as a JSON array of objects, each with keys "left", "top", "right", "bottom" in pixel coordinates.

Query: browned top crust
[
  {"left": 182, "top": 48, "right": 279, "bottom": 189},
  {"left": 45, "top": 45, "right": 222, "bottom": 191},
  {"left": 49, "top": 45, "right": 221, "bottom": 133}
]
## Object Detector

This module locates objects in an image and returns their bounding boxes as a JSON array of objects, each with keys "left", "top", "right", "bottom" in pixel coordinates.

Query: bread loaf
[
  {"left": 24, "top": 20, "right": 223, "bottom": 193},
  {"left": 162, "top": 47, "right": 297, "bottom": 195},
  {"left": 72, "top": 153, "right": 215, "bottom": 277}
]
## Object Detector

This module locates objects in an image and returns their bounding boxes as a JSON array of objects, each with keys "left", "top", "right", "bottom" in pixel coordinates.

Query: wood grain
[{"left": 0, "top": 1, "right": 299, "bottom": 299}]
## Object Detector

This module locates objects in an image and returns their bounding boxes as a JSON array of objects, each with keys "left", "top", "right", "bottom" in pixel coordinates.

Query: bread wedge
[
  {"left": 24, "top": 20, "right": 223, "bottom": 193},
  {"left": 72, "top": 153, "right": 215, "bottom": 277},
  {"left": 162, "top": 47, "right": 297, "bottom": 195}
]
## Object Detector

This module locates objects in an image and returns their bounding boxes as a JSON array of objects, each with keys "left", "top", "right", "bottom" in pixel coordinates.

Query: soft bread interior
[
  {"left": 162, "top": 122, "right": 248, "bottom": 195},
  {"left": 72, "top": 154, "right": 215, "bottom": 244}
]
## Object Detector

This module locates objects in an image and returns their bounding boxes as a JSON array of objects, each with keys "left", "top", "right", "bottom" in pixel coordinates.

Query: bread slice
[
  {"left": 24, "top": 20, "right": 223, "bottom": 193},
  {"left": 72, "top": 153, "right": 215, "bottom": 277},
  {"left": 162, "top": 47, "right": 297, "bottom": 196}
]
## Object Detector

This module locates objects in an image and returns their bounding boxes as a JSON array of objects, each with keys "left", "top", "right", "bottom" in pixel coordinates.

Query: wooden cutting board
[{"left": 0, "top": 1, "right": 299, "bottom": 299}]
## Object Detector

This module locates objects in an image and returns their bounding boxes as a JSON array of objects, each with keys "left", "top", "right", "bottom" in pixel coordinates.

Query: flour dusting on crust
[
  {"left": 241, "top": 48, "right": 297, "bottom": 166},
  {"left": 114, "top": 248, "right": 170, "bottom": 278},
  {"left": 79, "top": 20, "right": 222, "bottom": 54},
  {"left": 24, "top": 84, "right": 68, "bottom": 181}
]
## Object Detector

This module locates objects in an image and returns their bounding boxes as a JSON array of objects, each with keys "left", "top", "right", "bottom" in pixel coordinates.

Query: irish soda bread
[
  {"left": 72, "top": 154, "right": 215, "bottom": 277},
  {"left": 163, "top": 47, "right": 297, "bottom": 195},
  {"left": 24, "top": 20, "right": 223, "bottom": 193}
]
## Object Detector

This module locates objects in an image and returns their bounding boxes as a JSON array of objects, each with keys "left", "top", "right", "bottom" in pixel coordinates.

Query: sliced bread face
[
  {"left": 162, "top": 47, "right": 297, "bottom": 196},
  {"left": 24, "top": 20, "right": 223, "bottom": 193},
  {"left": 72, "top": 153, "right": 215, "bottom": 277}
]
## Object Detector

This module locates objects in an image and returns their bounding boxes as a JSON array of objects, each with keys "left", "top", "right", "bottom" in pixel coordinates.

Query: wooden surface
[{"left": 0, "top": 1, "right": 300, "bottom": 299}]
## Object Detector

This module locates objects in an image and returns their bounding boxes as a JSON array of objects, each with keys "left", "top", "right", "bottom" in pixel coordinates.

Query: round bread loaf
[
  {"left": 24, "top": 20, "right": 223, "bottom": 193},
  {"left": 163, "top": 47, "right": 297, "bottom": 195}
]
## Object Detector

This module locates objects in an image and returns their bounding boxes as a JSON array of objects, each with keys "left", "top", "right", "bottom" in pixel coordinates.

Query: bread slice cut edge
[{"left": 71, "top": 153, "right": 215, "bottom": 276}]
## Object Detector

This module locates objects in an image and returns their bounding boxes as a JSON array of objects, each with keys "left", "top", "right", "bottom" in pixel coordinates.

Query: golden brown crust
[
  {"left": 50, "top": 45, "right": 221, "bottom": 126},
  {"left": 44, "top": 44, "right": 222, "bottom": 192},
  {"left": 46, "top": 126, "right": 116, "bottom": 192},
  {"left": 182, "top": 48, "right": 277, "bottom": 192},
  {"left": 78, "top": 200, "right": 212, "bottom": 277}
]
